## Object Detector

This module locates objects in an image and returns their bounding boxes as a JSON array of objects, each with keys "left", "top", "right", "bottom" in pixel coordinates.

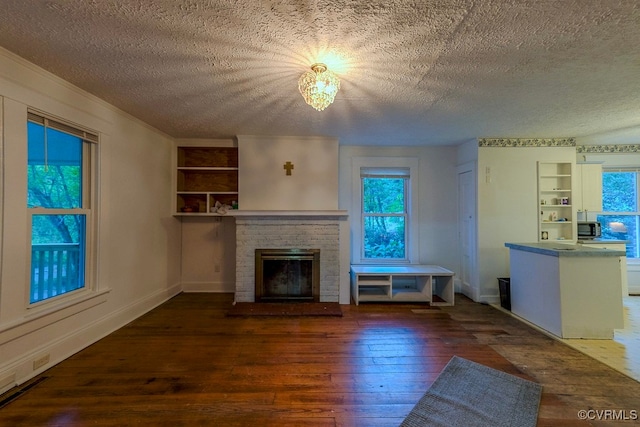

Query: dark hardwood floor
[{"left": 1, "top": 293, "right": 639, "bottom": 426}]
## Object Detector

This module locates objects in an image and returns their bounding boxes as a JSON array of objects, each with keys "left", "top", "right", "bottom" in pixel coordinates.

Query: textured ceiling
[{"left": 0, "top": 0, "right": 639, "bottom": 146}]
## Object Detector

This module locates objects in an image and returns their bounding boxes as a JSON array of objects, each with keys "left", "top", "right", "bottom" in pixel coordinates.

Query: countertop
[
  {"left": 577, "top": 238, "right": 628, "bottom": 244},
  {"left": 505, "top": 242, "right": 626, "bottom": 257}
]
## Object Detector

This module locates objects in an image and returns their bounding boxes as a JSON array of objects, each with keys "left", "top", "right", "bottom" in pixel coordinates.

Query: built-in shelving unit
[
  {"left": 175, "top": 145, "right": 238, "bottom": 215},
  {"left": 350, "top": 265, "right": 455, "bottom": 306},
  {"left": 538, "top": 161, "right": 575, "bottom": 242}
]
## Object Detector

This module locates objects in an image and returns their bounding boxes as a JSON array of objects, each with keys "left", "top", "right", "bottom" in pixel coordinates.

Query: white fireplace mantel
[{"left": 228, "top": 210, "right": 348, "bottom": 219}]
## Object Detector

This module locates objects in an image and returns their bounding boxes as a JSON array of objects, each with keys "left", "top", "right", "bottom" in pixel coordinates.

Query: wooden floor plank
[{"left": 1, "top": 292, "right": 637, "bottom": 426}]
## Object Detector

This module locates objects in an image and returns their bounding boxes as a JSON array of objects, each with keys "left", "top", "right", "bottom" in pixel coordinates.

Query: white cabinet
[
  {"left": 507, "top": 243, "right": 624, "bottom": 339},
  {"left": 575, "top": 163, "right": 603, "bottom": 214},
  {"left": 577, "top": 240, "right": 628, "bottom": 296},
  {"left": 538, "top": 162, "right": 576, "bottom": 242},
  {"left": 350, "top": 265, "right": 455, "bottom": 306}
]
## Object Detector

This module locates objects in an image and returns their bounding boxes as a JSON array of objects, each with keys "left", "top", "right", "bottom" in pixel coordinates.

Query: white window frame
[
  {"left": 361, "top": 169, "right": 409, "bottom": 262},
  {"left": 351, "top": 156, "right": 419, "bottom": 264},
  {"left": 598, "top": 168, "right": 640, "bottom": 260},
  {"left": 26, "top": 110, "right": 98, "bottom": 307}
]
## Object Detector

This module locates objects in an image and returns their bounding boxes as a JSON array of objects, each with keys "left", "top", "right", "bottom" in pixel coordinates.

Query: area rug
[
  {"left": 226, "top": 302, "right": 342, "bottom": 317},
  {"left": 401, "top": 356, "right": 542, "bottom": 427}
]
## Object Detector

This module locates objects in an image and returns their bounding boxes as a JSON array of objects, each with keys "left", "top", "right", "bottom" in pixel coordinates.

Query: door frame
[{"left": 457, "top": 161, "right": 479, "bottom": 301}]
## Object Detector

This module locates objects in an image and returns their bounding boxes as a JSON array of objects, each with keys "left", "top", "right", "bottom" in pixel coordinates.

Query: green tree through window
[
  {"left": 28, "top": 117, "right": 89, "bottom": 303},
  {"left": 602, "top": 172, "right": 636, "bottom": 212},
  {"left": 361, "top": 172, "right": 408, "bottom": 259},
  {"left": 597, "top": 171, "right": 639, "bottom": 258}
]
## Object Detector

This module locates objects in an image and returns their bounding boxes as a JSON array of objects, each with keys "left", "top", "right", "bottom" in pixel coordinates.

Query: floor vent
[{"left": 0, "top": 376, "right": 49, "bottom": 409}]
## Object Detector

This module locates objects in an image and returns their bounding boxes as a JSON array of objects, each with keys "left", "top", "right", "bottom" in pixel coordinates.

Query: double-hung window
[
  {"left": 360, "top": 168, "right": 410, "bottom": 261},
  {"left": 27, "top": 111, "right": 97, "bottom": 304},
  {"left": 597, "top": 169, "right": 639, "bottom": 258}
]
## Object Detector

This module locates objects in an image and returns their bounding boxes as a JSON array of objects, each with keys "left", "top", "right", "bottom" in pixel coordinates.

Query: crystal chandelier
[{"left": 298, "top": 63, "right": 340, "bottom": 111}]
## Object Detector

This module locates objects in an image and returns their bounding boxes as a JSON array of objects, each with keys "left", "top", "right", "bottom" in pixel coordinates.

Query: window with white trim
[
  {"left": 27, "top": 111, "right": 97, "bottom": 304},
  {"left": 597, "top": 168, "right": 639, "bottom": 258},
  {"left": 360, "top": 167, "right": 410, "bottom": 261}
]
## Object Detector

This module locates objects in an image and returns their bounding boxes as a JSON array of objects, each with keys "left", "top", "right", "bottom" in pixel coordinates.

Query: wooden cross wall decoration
[{"left": 283, "top": 161, "right": 294, "bottom": 176}]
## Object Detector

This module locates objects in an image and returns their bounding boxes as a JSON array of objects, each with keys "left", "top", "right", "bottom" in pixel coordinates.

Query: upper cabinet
[
  {"left": 575, "top": 163, "right": 603, "bottom": 214},
  {"left": 538, "top": 161, "right": 576, "bottom": 242},
  {"left": 175, "top": 143, "right": 239, "bottom": 215}
]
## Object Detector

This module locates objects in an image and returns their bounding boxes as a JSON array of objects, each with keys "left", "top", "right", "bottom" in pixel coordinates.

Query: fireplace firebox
[{"left": 255, "top": 249, "right": 320, "bottom": 302}]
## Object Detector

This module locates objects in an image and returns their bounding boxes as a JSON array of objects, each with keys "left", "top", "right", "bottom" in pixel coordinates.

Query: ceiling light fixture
[{"left": 298, "top": 63, "right": 340, "bottom": 111}]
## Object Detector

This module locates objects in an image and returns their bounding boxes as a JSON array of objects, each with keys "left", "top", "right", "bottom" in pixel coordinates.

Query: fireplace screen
[{"left": 255, "top": 249, "right": 320, "bottom": 302}]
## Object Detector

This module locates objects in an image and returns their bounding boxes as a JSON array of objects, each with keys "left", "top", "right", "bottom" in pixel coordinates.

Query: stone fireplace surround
[{"left": 233, "top": 211, "right": 347, "bottom": 303}]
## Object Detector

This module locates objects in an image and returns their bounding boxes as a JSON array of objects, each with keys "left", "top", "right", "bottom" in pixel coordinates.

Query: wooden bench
[{"left": 350, "top": 265, "right": 455, "bottom": 306}]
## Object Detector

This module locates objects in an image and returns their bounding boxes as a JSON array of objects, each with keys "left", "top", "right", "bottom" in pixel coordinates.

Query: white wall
[
  {"left": 456, "top": 139, "right": 479, "bottom": 166},
  {"left": 0, "top": 48, "right": 181, "bottom": 391},
  {"left": 339, "top": 145, "right": 459, "bottom": 272},
  {"left": 237, "top": 135, "right": 339, "bottom": 210},
  {"left": 173, "top": 138, "right": 237, "bottom": 293},
  {"left": 476, "top": 146, "right": 576, "bottom": 302},
  {"left": 179, "top": 216, "right": 236, "bottom": 292},
  {"left": 177, "top": 135, "right": 343, "bottom": 293}
]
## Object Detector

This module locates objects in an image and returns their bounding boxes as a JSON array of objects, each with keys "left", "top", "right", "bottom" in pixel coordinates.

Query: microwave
[{"left": 577, "top": 221, "right": 602, "bottom": 239}]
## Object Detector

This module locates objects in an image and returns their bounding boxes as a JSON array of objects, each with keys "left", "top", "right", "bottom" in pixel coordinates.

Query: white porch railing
[{"left": 31, "top": 243, "right": 82, "bottom": 303}]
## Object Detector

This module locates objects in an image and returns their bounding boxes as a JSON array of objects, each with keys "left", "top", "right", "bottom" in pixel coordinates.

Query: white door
[{"left": 458, "top": 169, "right": 477, "bottom": 299}]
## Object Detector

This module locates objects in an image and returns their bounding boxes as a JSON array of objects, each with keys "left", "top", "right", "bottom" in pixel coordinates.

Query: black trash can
[{"left": 498, "top": 278, "right": 511, "bottom": 311}]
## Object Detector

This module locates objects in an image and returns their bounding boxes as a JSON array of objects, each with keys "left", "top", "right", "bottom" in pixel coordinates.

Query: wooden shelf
[
  {"left": 538, "top": 162, "right": 575, "bottom": 241},
  {"left": 175, "top": 145, "right": 239, "bottom": 214},
  {"left": 178, "top": 147, "right": 237, "bottom": 168}
]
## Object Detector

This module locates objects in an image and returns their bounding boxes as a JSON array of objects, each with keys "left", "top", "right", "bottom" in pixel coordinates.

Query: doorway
[{"left": 458, "top": 165, "right": 478, "bottom": 300}]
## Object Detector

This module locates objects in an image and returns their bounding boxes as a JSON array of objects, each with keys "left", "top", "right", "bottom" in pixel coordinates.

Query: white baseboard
[
  {"left": 459, "top": 281, "right": 483, "bottom": 302},
  {"left": 181, "top": 281, "right": 234, "bottom": 293},
  {"left": 628, "top": 263, "right": 640, "bottom": 295},
  {"left": 0, "top": 372, "right": 16, "bottom": 395},
  {"left": 0, "top": 283, "right": 182, "bottom": 391}
]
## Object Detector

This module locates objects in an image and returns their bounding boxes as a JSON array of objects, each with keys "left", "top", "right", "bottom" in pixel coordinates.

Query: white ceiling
[{"left": 1, "top": 0, "right": 639, "bottom": 146}]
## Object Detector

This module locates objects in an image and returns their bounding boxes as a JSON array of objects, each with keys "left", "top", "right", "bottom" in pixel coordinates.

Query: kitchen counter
[
  {"left": 576, "top": 239, "right": 629, "bottom": 296},
  {"left": 504, "top": 242, "right": 625, "bottom": 257},
  {"left": 505, "top": 242, "right": 624, "bottom": 339},
  {"left": 577, "top": 238, "right": 628, "bottom": 244}
]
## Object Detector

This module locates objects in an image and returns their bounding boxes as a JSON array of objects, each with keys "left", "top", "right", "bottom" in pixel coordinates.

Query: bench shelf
[{"left": 350, "top": 265, "right": 455, "bottom": 306}]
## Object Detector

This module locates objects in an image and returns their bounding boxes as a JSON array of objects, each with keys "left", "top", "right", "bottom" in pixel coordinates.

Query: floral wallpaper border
[
  {"left": 477, "top": 138, "right": 576, "bottom": 147},
  {"left": 576, "top": 144, "right": 640, "bottom": 153}
]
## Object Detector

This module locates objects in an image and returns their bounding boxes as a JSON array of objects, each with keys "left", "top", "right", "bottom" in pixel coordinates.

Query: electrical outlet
[
  {"left": 214, "top": 264, "right": 221, "bottom": 273},
  {"left": 33, "top": 354, "right": 50, "bottom": 370}
]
